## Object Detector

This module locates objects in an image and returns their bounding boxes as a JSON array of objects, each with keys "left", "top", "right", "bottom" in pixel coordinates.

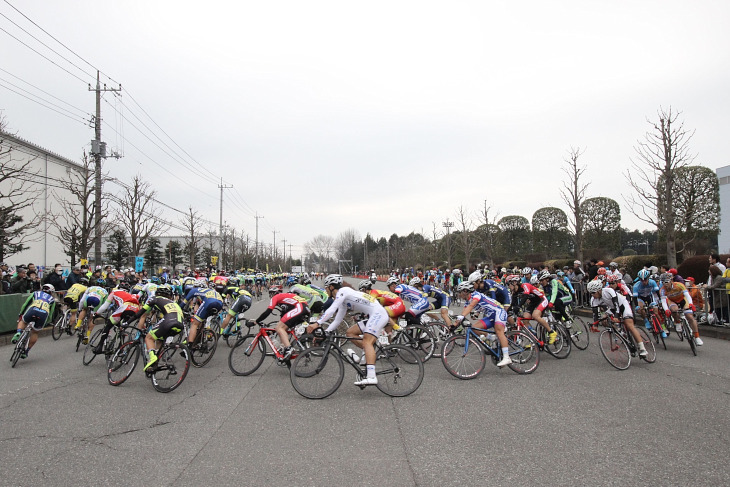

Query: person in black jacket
[{"left": 43, "top": 263, "right": 67, "bottom": 291}]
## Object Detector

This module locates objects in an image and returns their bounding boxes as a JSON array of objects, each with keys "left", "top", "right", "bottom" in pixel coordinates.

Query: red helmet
[
  {"left": 606, "top": 274, "right": 620, "bottom": 284},
  {"left": 597, "top": 267, "right": 607, "bottom": 276}
]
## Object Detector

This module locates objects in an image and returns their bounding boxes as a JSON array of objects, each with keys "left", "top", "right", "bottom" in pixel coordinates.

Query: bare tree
[
  {"left": 454, "top": 205, "right": 474, "bottom": 270},
  {"left": 476, "top": 200, "right": 500, "bottom": 268},
  {"left": 560, "top": 147, "right": 589, "bottom": 263},
  {"left": 625, "top": 107, "right": 695, "bottom": 267},
  {"left": 305, "top": 234, "right": 335, "bottom": 272},
  {"left": 0, "top": 138, "right": 42, "bottom": 261},
  {"left": 50, "top": 152, "right": 103, "bottom": 264},
  {"left": 180, "top": 205, "right": 203, "bottom": 268},
  {"left": 334, "top": 228, "right": 361, "bottom": 261},
  {"left": 115, "top": 175, "right": 169, "bottom": 258}
]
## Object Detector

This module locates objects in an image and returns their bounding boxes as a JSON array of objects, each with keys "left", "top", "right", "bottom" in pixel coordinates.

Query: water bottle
[
  {"left": 486, "top": 332, "right": 497, "bottom": 348},
  {"left": 347, "top": 348, "right": 360, "bottom": 362},
  {"left": 271, "top": 332, "right": 282, "bottom": 351}
]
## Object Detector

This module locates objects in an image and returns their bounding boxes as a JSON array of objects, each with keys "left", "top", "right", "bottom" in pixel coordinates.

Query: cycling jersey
[
  {"left": 97, "top": 290, "right": 139, "bottom": 315},
  {"left": 255, "top": 292, "right": 309, "bottom": 327},
  {"left": 464, "top": 291, "right": 507, "bottom": 329},
  {"left": 393, "top": 284, "right": 430, "bottom": 316},
  {"left": 591, "top": 287, "right": 632, "bottom": 321},
  {"left": 369, "top": 289, "right": 406, "bottom": 318},
  {"left": 290, "top": 284, "right": 325, "bottom": 314},
  {"left": 318, "top": 286, "right": 389, "bottom": 337},
  {"left": 20, "top": 290, "right": 56, "bottom": 330},
  {"left": 660, "top": 282, "right": 693, "bottom": 311},
  {"left": 182, "top": 287, "right": 224, "bottom": 322},
  {"left": 65, "top": 283, "right": 87, "bottom": 302},
  {"left": 227, "top": 290, "right": 253, "bottom": 316},
  {"left": 421, "top": 284, "right": 451, "bottom": 309},
  {"left": 79, "top": 286, "right": 109, "bottom": 311},
  {"left": 483, "top": 279, "right": 511, "bottom": 307},
  {"left": 138, "top": 296, "right": 184, "bottom": 341}
]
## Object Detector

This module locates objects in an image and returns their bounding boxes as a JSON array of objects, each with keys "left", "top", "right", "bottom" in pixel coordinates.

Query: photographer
[{"left": 10, "top": 267, "right": 32, "bottom": 294}]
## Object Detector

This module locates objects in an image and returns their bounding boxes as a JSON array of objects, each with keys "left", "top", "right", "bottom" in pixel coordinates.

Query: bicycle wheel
[
  {"left": 190, "top": 328, "right": 218, "bottom": 367},
  {"left": 83, "top": 328, "right": 104, "bottom": 365},
  {"left": 598, "top": 330, "right": 631, "bottom": 370},
  {"left": 10, "top": 334, "right": 26, "bottom": 368},
  {"left": 151, "top": 344, "right": 190, "bottom": 393},
  {"left": 290, "top": 346, "right": 344, "bottom": 399},
  {"left": 567, "top": 316, "right": 590, "bottom": 350},
  {"left": 441, "top": 334, "right": 486, "bottom": 380},
  {"left": 683, "top": 318, "right": 697, "bottom": 356},
  {"left": 394, "top": 324, "right": 435, "bottom": 363},
  {"left": 108, "top": 341, "right": 141, "bottom": 385},
  {"left": 505, "top": 330, "right": 540, "bottom": 374},
  {"left": 425, "top": 320, "right": 452, "bottom": 358},
  {"left": 52, "top": 312, "right": 65, "bottom": 340},
  {"left": 374, "top": 344, "right": 424, "bottom": 397},
  {"left": 650, "top": 315, "right": 667, "bottom": 350},
  {"left": 636, "top": 328, "right": 656, "bottom": 363},
  {"left": 544, "top": 323, "right": 571, "bottom": 359},
  {"left": 228, "top": 334, "right": 266, "bottom": 376}
]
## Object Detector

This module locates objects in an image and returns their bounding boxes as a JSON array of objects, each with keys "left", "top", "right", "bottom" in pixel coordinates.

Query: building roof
[{"left": 0, "top": 130, "right": 83, "bottom": 171}]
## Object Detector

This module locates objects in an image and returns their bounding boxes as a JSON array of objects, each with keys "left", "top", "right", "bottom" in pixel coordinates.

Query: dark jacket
[
  {"left": 44, "top": 271, "right": 67, "bottom": 291},
  {"left": 10, "top": 276, "right": 32, "bottom": 294}
]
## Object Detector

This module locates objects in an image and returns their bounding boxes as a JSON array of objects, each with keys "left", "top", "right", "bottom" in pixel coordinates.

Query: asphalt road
[{"left": 1, "top": 278, "right": 729, "bottom": 486}]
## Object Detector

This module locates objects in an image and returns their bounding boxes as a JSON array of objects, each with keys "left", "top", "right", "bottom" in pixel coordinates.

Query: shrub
[
  {"left": 621, "top": 249, "right": 637, "bottom": 256},
  {"left": 676, "top": 254, "right": 730, "bottom": 283}
]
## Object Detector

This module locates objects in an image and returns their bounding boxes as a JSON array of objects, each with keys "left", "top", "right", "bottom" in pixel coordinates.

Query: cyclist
[
  {"left": 387, "top": 276, "right": 430, "bottom": 326},
  {"left": 633, "top": 269, "right": 663, "bottom": 334},
  {"left": 75, "top": 280, "right": 110, "bottom": 344},
  {"left": 220, "top": 288, "right": 254, "bottom": 337},
  {"left": 253, "top": 287, "right": 310, "bottom": 360},
  {"left": 11, "top": 284, "right": 56, "bottom": 359},
  {"left": 409, "top": 277, "right": 453, "bottom": 328},
  {"left": 359, "top": 279, "right": 405, "bottom": 332},
  {"left": 483, "top": 276, "right": 512, "bottom": 313},
  {"left": 454, "top": 281, "right": 512, "bottom": 367},
  {"left": 587, "top": 279, "right": 648, "bottom": 357},
  {"left": 181, "top": 284, "right": 224, "bottom": 349},
  {"left": 308, "top": 274, "right": 390, "bottom": 386},
  {"left": 659, "top": 272, "right": 702, "bottom": 346},
  {"left": 555, "top": 270, "right": 575, "bottom": 298},
  {"left": 537, "top": 270, "right": 572, "bottom": 322},
  {"left": 64, "top": 276, "right": 89, "bottom": 332},
  {"left": 506, "top": 274, "right": 558, "bottom": 344},
  {"left": 290, "top": 280, "right": 326, "bottom": 318},
  {"left": 91, "top": 281, "right": 140, "bottom": 354},
  {"left": 133, "top": 285, "right": 185, "bottom": 371}
]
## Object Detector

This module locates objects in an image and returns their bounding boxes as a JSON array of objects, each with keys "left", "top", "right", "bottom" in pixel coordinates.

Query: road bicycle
[
  {"left": 290, "top": 329, "right": 424, "bottom": 399},
  {"left": 440, "top": 319, "right": 540, "bottom": 379},
  {"left": 228, "top": 321, "right": 311, "bottom": 376},
  {"left": 511, "top": 313, "right": 570, "bottom": 359},
  {"left": 419, "top": 313, "right": 455, "bottom": 359},
  {"left": 597, "top": 315, "right": 657, "bottom": 370},
  {"left": 563, "top": 306, "right": 590, "bottom": 350},
  {"left": 51, "top": 305, "right": 74, "bottom": 340},
  {"left": 667, "top": 311, "right": 697, "bottom": 356},
  {"left": 645, "top": 305, "right": 668, "bottom": 351},
  {"left": 83, "top": 320, "right": 131, "bottom": 366},
  {"left": 107, "top": 325, "right": 191, "bottom": 393},
  {"left": 9, "top": 326, "right": 32, "bottom": 368},
  {"left": 179, "top": 311, "right": 219, "bottom": 367},
  {"left": 390, "top": 319, "right": 436, "bottom": 362},
  {"left": 74, "top": 313, "right": 93, "bottom": 352}
]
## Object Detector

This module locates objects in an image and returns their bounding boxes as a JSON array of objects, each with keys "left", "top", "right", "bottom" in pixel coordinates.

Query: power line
[
  {"left": 0, "top": 80, "right": 88, "bottom": 124},
  {"left": 0, "top": 67, "right": 90, "bottom": 116},
  {"left": 0, "top": 75, "right": 88, "bottom": 120}
]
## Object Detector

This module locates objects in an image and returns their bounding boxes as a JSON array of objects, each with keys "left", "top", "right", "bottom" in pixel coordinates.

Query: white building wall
[
  {"left": 717, "top": 165, "right": 730, "bottom": 253},
  {"left": 0, "top": 131, "right": 85, "bottom": 271}
]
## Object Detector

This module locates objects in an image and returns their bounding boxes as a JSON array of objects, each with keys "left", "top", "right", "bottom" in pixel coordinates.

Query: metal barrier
[
  {"left": 570, "top": 279, "right": 590, "bottom": 309},
  {"left": 701, "top": 286, "right": 730, "bottom": 328}
]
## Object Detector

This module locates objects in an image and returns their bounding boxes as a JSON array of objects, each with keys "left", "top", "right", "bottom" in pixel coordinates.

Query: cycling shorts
[
  {"left": 524, "top": 296, "right": 548, "bottom": 314},
  {"left": 109, "top": 303, "right": 140, "bottom": 325},
  {"left": 281, "top": 302, "right": 309, "bottom": 328},
  {"left": 668, "top": 299, "right": 693, "bottom": 313},
  {"left": 148, "top": 318, "right": 183, "bottom": 341},
  {"left": 356, "top": 309, "right": 389, "bottom": 337},
  {"left": 22, "top": 307, "right": 48, "bottom": 331},
  {"left": 194, "top": 298, "right": 223, "bottom": 322},
  {"left": 81, "top": 295, "right": 101, "bottom": 311},
  {"left": 385, "top": 300, "right": 406, "bottom": 318},
  {"left": 432, "top": 294, "right": 451, "bottom": 309},
  {"left": 476, "top": 307, "right": 507, "bottom": 330},
  {"left": 408, "top": 298, "right": 431, "bottom": 316},
  {"left": 63, "top": 296, "right": 80, "bottom": 311},
  {"left": 227, "top": 294, "right": 252, "bottom": 316}
]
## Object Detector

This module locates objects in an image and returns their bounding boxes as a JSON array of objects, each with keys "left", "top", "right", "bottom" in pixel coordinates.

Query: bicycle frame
[
  {"left": 310, "top": 333, "right": 394, "bottom": 379},
  {"left": 458, "top": 324, "right": 504, "bottom": 360}
]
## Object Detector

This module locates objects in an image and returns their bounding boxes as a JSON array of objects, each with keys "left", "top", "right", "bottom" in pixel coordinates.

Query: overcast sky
[{"left": 2, "top": 0, "right": 729, "bottom": 259}]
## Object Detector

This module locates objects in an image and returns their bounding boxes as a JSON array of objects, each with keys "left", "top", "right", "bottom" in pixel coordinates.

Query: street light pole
[{"left": 442, "top": 219, "right": 454, "bottom": 268}]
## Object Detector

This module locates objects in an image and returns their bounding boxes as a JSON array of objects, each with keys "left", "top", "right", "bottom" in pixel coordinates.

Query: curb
[{"left": 0, "top": 326, "right": 55, "bottom": 348}]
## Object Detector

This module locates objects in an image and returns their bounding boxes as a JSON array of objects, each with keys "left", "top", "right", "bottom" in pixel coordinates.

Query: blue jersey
[
  {"left": 633, "top": 279, "right": 660, "bottom": 304},
  {"left": 466, "top": 291, "right": 507, "bottom": 327},
  {"left": 393, "top": 284, "right": 427, "bottom": 305},
  {"left": 182, "top": 287, "right": 223, "bottom": 306},
  {"left": 422, "top": 284, "right": 450, "bottom": 306},
  {"left": 483, "top": 279, "right": 511, "bottom": 306}
]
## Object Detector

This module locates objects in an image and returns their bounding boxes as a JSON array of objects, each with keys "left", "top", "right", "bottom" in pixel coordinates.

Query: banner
[
  {"left": 211, "top": 256, "right": 218, "bottom": 265},
  {"left": 135, "top": 256, "right": 144, "bottom": 272}
]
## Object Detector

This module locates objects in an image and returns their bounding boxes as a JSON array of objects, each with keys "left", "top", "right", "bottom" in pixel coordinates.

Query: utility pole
[
  {"left": 282, "top": 237, "right": 287, "bottom": 266},
  {"left": 272, "top": 229, "right": 278, "bottom": 262},
  {"left": 288, "top": 243, "right": 293, "bottom": 269},
  {"left": 442, "top": 219, "right": 454, "bottom": 269},
  {"left": 254, "top": 213, "right": 264, "bottom": 270},
  {"left": 89, "top": 70, "right": 120, "bottom": 266},
  {"left": 218, "top": 178, "right": 233, "bottom": 270}
]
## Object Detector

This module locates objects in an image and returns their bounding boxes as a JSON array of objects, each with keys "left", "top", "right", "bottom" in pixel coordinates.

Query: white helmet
[
  {"left": 324, "top": 274, "right": 343, "bottom": 287},
  {"left": 467, "top": 270, "right": 482, "bottom": 283},
  {"left": 521, "top": 267, "right": 532, "bottom": 276},
  {"left": 386, "top": 276, "right": 400, "bottom": 286},
  {"left": 587, "top": 280, "right": 604, "bottom": 293},
  {"left": 409, "top": 277, "right": 421, "bottom": 286},
  {"left": 530, "top": 275, "right": 539, "bottom": 285},
  {"left": 456, "top": 281, "right": 474, "bottom": 293},
  {"left": 358, "top": 279, "right": 372, "bottom": 291},
  {"left": 42, "top": 283, "right": 55, "bottom": 293}
]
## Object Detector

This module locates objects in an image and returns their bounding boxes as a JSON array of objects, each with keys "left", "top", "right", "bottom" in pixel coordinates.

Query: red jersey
[
  {"left": 369, "top": 289, "right": 403, "bottom": 307},
  {"left": 520, "top": 283, "right": 544, "bottom": 298},
  {"left": 110, "top": 290, "right": 138, "bottom": 306},
  {"left": 267, "top": 293, "right": 307, "bottom": 312}
]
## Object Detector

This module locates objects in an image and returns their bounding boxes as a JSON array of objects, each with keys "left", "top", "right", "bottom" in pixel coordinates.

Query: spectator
[
  {"left": 706, "top": 254, "right": 726, "bottom": 320},
  {"left": 10, "top": 267, "right": 32, "bottom": 294},
  {"left": 26, "top": 270, "right": 41, "bottom": 292},
  {"left": 620, "top": 267, "right": 632, "bottom": 285},
  {"left": 0, "top": 262, "right": 9, "bottom": 278},
  {"left": 65, "top": 264, "right": 83, "bottom": 287},
  {"left": 587, "top": 259, "right": 599, "bottom": 281},
  {"left": 43, "top": 263, "right": 67, "bottom": 291},
  {"left": 708, "top": 265, "right": 730, "bottom": 324},
  {"left": 1, "top": 273, "right": 9, "bottom": 294},
  {"left": 572, "top": 260, "right": 586, "bottom": 282}
]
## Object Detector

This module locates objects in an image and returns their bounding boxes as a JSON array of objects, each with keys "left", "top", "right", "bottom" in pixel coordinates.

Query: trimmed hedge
[
  {"left": 612, "top": 254, "right": 668, "bottom": 279},
  {"left": 677, "top": 254, "right": 730, "bottom": 284}
]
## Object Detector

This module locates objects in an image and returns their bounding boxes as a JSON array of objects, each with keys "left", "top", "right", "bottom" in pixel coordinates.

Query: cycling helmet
[
  {"left": 530, "top": 275, "right": 539, "bottom": 285},
  {"left": 358, "top": 279, "right": 372, "bottom": 291},
  {"left": 609, "top": 262, "right": 618, "bottom": 268},
  {"left": 556, "top": 271, "right": 565, "bottom": 277},
  {"left": 637, "top": 269, "right": 650, "bottom": 280},
  {"left": 195, "top": 278, "right": 207, "bottom": 288},
  {"left": 606, "top": 274, "right": 620, "bottom": 284},
  {"left": 487, "top": 270, "right": 496, "bottom": 279},
  {"left": 79, "top": 277, "right": 89, "bottom": 285},
  {"left": 467, "top": 270, "right": 482, "bottom": 283},
  {"left": 409, "top": 277, "right": 421, "bottom": 286},
  {"left": 456, "top": 281, "right": 474, "bottom": 293},
  {"left": 150, "top": 276, "right": 160, "bottom": 284},
  {"left": 660, "top": 272, "right": 673, "bottom": 284},
  {"left": 324, "top": 274, "right": 343, "bottom": 287},
  {"left": 506, "top": 275, "right": 521, "bottom": 285},
  {"left": 42, "top": 284, "right": 55, "bottom": 293},
  {"left": 369, "top": 275, "right": 377, "bottom": 283},
  {"left": 170, "top": 278, "right": 181, "bottom": 287},
  {"left": 268, "top": 286, "right": 282, "bottom": 296},
  {"left": 597, "top": 267, "right": 607, "bottom": 276},
  {"left": 587, "top": 280, "right": 604, "bottom": 293},
  {"left": 156, "top": 284, "right": 173, "bottom": 298},
  {"left": 452, "top": 269, "right": 462, "bottom": 275},
  {"left": 385, "top": 276, "right": 400, "bottom": 287},
  {"left": 537, "top": 270, "right": 551, "bottom": 281},
  {"left": 117, "top": 281, "right": 131, "bottom": 291},
  {"left": 299, "top": 275, "right": 311, "bottom": 285},
  {"left": 521, "top": 267, "right": 532, "bottom": 276},
  {"left": 96, "top": 278, "right": 107, "bottom": 286}
]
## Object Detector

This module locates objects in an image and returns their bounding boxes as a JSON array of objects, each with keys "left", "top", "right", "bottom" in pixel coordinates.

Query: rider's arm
[
  {"left": 659, "top": 289, "right": 670, "bottom": 312},
  {"left": 96, "top": 295, "right": 114, "bottom": 315},
  {"left": 18, "top": 294, "right": 34, "bottom": 316},
  {"left": 549, "top": 281, "right": 558, "bottom": 304},
  {"left": 682, "top": 289, "right": 693, "bottom": 306}
]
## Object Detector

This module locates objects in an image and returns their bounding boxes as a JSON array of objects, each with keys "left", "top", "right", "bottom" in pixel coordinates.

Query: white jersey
[
  {"left": 318, "top": 286, "right": 387, "bottom": 333},
  {"left": 590, "top": 287, "right": 632, "bottom": 318}
]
